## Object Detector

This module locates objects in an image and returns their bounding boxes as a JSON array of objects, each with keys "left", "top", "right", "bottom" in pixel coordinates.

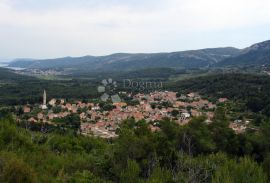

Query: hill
[
  {"left": 8, "top": 47, "right": 240, "bottom": 72},
  {"left": 168, "top": 73, "right": 270, "bottom": 117},
  {"left": 217, "top": 40, "right": 270, "bottom": 67},
  {"left": 10, "top": 40, "right": 270, "bottom": 71}
]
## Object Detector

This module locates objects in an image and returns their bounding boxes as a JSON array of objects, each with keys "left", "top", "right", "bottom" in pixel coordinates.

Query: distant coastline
[{"left": 0, "top": 63, "right": 25, "bottom": 70}]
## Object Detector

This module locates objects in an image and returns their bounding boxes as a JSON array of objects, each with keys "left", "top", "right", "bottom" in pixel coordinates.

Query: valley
[
  {"left": 1, "top": 40, "right": 270, "bottom": 183},
  {"left": 1, "top": 0, "right": 270, "bottom": 181}
]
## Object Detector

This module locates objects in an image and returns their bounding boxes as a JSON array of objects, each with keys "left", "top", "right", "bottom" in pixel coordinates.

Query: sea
[{"left": 0, "top": 63, "right": 25, "bottom": 70}]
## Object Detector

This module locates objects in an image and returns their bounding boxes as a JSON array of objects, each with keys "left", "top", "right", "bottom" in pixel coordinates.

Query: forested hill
[
  {"left": 0, "top": 68, "right": 36, "bottom": 81},
  {"left": 169, "top": 73, "right": 270, "bottom": 117},
  {"left": 217, "top": 40, "right": 270, "bottom": 67},
  {"left": 0, "top": 68, "right": 99, "bottom": 105}
]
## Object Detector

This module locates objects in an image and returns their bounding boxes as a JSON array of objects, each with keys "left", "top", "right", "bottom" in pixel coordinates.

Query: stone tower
[
  {"left": 41, "top": 90, "right": 48, "bottom": 110},
  {"left": 43, "top": 90, "right": 46, "bottom": 105}
]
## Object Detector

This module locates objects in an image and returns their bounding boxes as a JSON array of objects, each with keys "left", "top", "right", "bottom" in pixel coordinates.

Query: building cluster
[
  {"left": 229, "top": 120, "right": 251, "bottom": 134},
  {"left": 20, "top": 90, "right": 239, "bottom": 138},
  {"left": 20, "top": 90, "right": 253, "bottom": 137},
  {"left": 15, "top": 69, "right": 62, "bottom": 76}
]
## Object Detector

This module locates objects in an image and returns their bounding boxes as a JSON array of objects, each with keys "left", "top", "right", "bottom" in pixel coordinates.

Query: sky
[{"left": 0, "top": 0, "right": 270, "bottom": 59}]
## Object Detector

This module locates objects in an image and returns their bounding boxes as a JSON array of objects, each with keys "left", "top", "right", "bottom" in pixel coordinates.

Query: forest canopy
[{"left": 0, "top": 112, "right": 269, "bottom": 182}]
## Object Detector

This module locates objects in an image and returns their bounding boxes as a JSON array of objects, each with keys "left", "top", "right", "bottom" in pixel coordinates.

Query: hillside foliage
[{"left": 0, "top": 109, "right": 269, "bottom": 182}]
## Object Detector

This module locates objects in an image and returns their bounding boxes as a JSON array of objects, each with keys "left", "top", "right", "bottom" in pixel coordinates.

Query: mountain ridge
[
  {"left": 8, "top": 47, "right": 240, "bottom": 72},
  {"left": 8, "top": 40, "right": 270, "bottom": 72},
  {"left": 216, "top": 40, "right": 270, "bottom": 67}
]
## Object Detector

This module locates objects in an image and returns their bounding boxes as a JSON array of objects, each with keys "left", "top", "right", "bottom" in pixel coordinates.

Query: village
[{"left": 20, "top": 90, "right": 250, "bottom": 138}]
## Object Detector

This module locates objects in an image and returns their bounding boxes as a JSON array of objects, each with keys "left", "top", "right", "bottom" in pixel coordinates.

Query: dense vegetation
[
  {"left": 1, "top": 67, "right": 270, "bottom": 182},
  {"left": 0, "top": 68, "right": 100, "bottom": 106},
  {"left": 169, "top": 73, "right": 270, "bottom": 117},
  {"left": 0, "top": 67, "right": 201, "bottom": 106},
  {"left": 0, "top": 107, "right": 270, "bottom": 182},
  {"left": 1, "top": 67, "right": 270, "bottom": 121},
  {"left": 71, "top": 68, "right": 187, "bottom": 80}
]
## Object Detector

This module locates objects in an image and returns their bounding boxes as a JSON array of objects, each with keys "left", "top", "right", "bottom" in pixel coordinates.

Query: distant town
[{"left": 15, "top": 89, "right": 252, "bottom": 138}]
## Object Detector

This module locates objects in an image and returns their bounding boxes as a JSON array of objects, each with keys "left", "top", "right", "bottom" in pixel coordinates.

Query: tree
[
  {"left": 68, "top": 170, "right": 111, "bottom": 183},
  {"left": 120, "top": 160, "right": 142, "bottom": 183},
  {"left": 262, "top": 153, "right": 270, "bottom": 179},
  {"left": 183, "top": 117, "right": 216, "bottom": 154},
  {"left": 147, "top": 166, "right": 173, "bottom": 183},
  {"left": 209, "top": 118, "right": 239, "bottom": 155},
  {"left": 212, "top": 157, "right": 268, "bottom": 183},
  {"left": 52, "top": 106, "right": 62, "bottom": 113},
  {"left": 102, "top": 104, "right": 115, "bottom": 111},
  {"left": 246, "top": 97, "right": 264, "bottom": 113},
  {"left": 0, "top": 155, "right": 37, "bottom": 183},
  {"left": 171, "top": 110, "right": 179, "bottom": 117},
  {"left": 262, "top": 104, "right": 270, "bottom": 117},
  {"left": 174, "top": 153, "right": 229, "bottom": 183},
  {"left": 213, "top": 107, "right": 228, "bottom": 123}
]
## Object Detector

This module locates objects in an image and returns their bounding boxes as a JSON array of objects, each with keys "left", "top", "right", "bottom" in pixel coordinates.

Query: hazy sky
[{"left": 0, "top": 0, "right": 270, "bottom": 59}]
